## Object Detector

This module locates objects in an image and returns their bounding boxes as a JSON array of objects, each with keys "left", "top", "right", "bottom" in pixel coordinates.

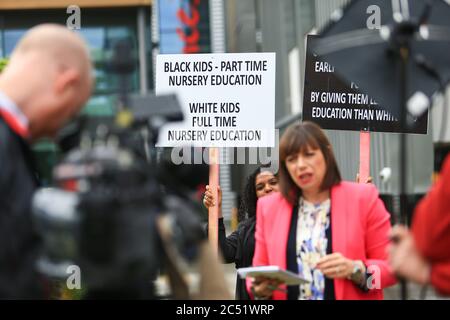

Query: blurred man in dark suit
[{"left": 0, "top": 24, "right": 92, "bottom": 298}]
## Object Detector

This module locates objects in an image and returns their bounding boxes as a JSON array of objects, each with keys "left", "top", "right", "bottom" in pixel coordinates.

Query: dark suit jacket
[{"left": 0, "top": 117, "right": 45, "bottom": 298}]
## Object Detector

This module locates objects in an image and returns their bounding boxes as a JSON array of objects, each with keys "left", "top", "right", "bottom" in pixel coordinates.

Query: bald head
[
  {"left": 13, "top": 24, "right": 91, "bottom": 84},
  {"left": 0, "top": 24, "right": 94, "bottom": 140}
]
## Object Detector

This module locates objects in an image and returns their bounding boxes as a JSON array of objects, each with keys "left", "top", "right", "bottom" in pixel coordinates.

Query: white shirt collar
[{"left": 0, "top": 90, "right": 29, "bottom": 129}]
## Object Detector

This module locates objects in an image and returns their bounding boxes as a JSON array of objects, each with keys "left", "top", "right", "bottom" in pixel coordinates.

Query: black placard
[{"left": 303, "top": 35, "right": 428, "bottom": 134}]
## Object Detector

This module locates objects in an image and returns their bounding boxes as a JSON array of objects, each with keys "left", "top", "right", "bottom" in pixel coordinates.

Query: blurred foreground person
[
  {"left": 250, "top": 121, "right": 396, "bottom": 300},
  {"left": 0, "top": 24, "right": 92, "bottom": 298},
  {"left": 203, "top": 165, "right": 279, "bottom": 299},
  {"left": 389, "top": 155, "right": 450, "bottom": 296}
]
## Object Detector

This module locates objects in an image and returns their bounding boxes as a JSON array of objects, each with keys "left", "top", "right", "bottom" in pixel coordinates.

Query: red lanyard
[{"left": 0, "top": 107, "right": 29, "bottom": 138}]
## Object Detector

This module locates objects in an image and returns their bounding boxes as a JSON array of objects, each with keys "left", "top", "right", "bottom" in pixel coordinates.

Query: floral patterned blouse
[{"left": 296, "top": 197, "right": 331, "bottom": 300}]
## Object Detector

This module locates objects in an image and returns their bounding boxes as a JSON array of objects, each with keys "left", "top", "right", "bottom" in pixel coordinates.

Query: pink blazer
[{"left": 250, "top": 181, "right": 397, "bottom": 300}]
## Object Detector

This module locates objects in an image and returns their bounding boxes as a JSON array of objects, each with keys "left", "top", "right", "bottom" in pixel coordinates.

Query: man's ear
[{"left": 54, "top": 68, "right": 80, "bottom": 94}]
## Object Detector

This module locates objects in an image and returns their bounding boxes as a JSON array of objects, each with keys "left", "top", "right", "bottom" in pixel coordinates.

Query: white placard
[{"left": 155, "top": 53, "right": 276, "bottom": 147}]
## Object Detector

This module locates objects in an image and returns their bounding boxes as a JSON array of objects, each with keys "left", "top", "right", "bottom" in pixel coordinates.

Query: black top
[
  {"left": 286, "top": 203, "right": 335, "bottom": 300},
  {"left": 0, "top": 118, "right": 45, "bottom": 298},
  {"left": 209, "top": 217, "right": 255, "bottom": 300}
]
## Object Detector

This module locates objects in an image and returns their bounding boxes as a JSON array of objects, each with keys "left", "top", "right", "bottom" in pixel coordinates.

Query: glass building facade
[{"left": 0, "top": 6, "right": 152, "bottom": 184}]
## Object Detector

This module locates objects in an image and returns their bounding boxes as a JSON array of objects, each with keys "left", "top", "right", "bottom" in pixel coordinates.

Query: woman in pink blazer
[{"left": 250, "top": 122, "right": 397, "bottom": 300}]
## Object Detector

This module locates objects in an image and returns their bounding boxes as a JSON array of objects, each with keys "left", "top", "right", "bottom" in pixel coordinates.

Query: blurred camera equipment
[{"left": 32, "top": 39, "right": 208, "bottom": 299}]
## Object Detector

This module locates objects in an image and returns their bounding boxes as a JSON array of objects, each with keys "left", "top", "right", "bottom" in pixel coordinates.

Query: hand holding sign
[{"left": 203, "top": 185, "right": 222, "bottom": 210}]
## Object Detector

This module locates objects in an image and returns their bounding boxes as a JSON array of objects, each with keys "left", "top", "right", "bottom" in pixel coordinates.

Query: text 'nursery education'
[{"left": 165, "top": 60, "right": 268, "bottom": 87}]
